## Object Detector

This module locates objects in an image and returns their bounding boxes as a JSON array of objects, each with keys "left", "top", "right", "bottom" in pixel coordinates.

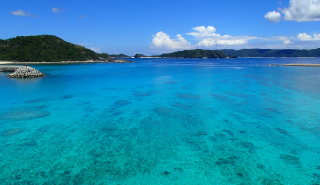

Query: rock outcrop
[{"left": 6, "top": 67, "right": 44, "bottom": 78}]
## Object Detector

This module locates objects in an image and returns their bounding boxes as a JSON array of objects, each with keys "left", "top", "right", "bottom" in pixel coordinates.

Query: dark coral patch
[
  {"left": 171, "top": 102, "right": 192, "bottom": 110},
  {"left": 0, "top": 109, "right": 50, "bottom": 121},
  {"left": 1, "top": 128, "right": 24, "bottom": 137},
  {"left": 61, "top": 95, "right": 74, "bottom": 99},
  {"left": 25, "top": 97, "right": 52, "bottom": 103},
  {"left": 165, "top": 81, "right": 177, "bottom": 84},
  {"left": 114, "top": 100, "right": 131, "bottom": 106},
  {"left": 177, "top": 93, "right": 200, "bottom": 99},
  {"left": 133, "top": 92, "right": 151, "bottom": 97},
  {"left": 280, "top": 154, "right": 300, "bottom": 165},
  {"left": 275, "top": 128, "right": 289, "bottom": 136}
]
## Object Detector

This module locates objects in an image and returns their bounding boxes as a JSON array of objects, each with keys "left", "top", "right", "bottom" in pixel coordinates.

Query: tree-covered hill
[
  {"left": 158, "top": 49, "right": 227, "bottom": 58},
  {"left": 0, "top": 35, "right": 104, "bottom": 62},
  {"left": 110, "top": 54, "right": 129, "bottom": 58},
  {"left": 220, "top": 49, "right": 320, "bottom": 57}
]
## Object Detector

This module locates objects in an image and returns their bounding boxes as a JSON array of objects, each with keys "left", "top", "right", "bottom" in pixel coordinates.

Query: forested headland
[{"left": 0, "top": 35, "right": 110, "bottom": 62}]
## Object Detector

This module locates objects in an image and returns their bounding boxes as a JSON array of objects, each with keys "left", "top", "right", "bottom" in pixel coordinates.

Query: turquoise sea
[{"left": 1, "top": 58, "right": 320, "bottom": 185}]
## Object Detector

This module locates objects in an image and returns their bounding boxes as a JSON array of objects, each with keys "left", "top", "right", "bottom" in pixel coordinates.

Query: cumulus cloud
[
  {"left": 187, "top": 26, "right": 218, "bottom": 37},
  {"left": 297, "top": 33, "right": 314, "bottom": 41},
  {"left": 187, "top": 26, "right": 256, "bottom": 47},
  {"left": 52, "top": 7, "right": 63, "bottom": 13},
  {"left": 314, "top": 33, "right": 320, "bottom": 40},
  {"left": 297, "top": 33, "right": 320, "bottom": 41},
  {"left": 266, "top": 0, "right": 320, "bottom": 22},
  {"left": 283, "top": 40, "right": 293, "bottom": 44},
  {"left": 90, "top": 47, "right": 101, "bottom": 53},
  {"left": 282, "top": 0, "right": 320, "bottom": 21},
  {"left": 10, "top": 10, "right": 37, "bottom": 17},
  {"left": 151, "top": 31, "right": 191, "bottom": 50},
  {"left": 264, "top": 11, "right": 282, "bottom": 22}
]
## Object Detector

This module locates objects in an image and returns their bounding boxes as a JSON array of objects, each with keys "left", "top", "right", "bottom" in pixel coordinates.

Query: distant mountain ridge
[
  {"left": 0, "top": 35, "right": 111, "bottom": 62},
  {"left": 158, "top": 49, "right": 227, "bottom": 58},
  {"left": 219, "top": 49, "right": 320, "bottom": 57}
]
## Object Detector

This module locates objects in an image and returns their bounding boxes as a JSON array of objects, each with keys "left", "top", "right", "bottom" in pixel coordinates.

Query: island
[
  {"left": 219, "top": 49, "right": 320, "bottom": 57},
  {"left": 110, "top": 54, "right": 130, "bottom": 58},
  {"left": 156, "top": 49, "right": 227, "bottom": 58}
]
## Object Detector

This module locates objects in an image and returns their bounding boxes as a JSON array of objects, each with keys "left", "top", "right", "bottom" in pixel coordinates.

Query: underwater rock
[
  {"left": 240, "top": 141, "right": 254, "bottom": 148},
  {"left": 237, "top": 172, "right": 244, "bottom": 177},
  {"left": 153, "top": 107, "right": 175, "bottom": 116},
  {"left": 222, "top": 129, "right": 234, "bottom": 137},
  {"left": 171, "top": 102, "right": 192, "bottom": 110},
  {"left": 196, "top": 131, "right": 208, "bottom": 136},
  {"left": 214, "top": 133, "right": 226, "bottom": 138},
  {"left": 61, "top": 95, "right": 74, "bottom": 99},
  {"left": 257, "top": 164, "right": 266, "bottom": 169},
  {"left": 114, "top": 100, "right": 131, "bottom": 106},
  {"left": 215, "top": 155, "right": 238, "bottom": 166},
  {"left": 133, "top": 92, "right": 151, "bottom": 97},
  {"left": 275, "top": 128, "right": 289, "bottom": 136},
  {"left": 25, "top": 97, "right": 51, "bottom": 103},
  {"left": 1, "top": 128, "right": 24, "bottom": 137},
  {"left": 165, "top": 81, "right": 177, "bottom": 84},
  {"left": 280, "top": 154, "right": 300, "bottom": 165},
  {"left": 163, "top": 171, "right": 170, "bottom": 175},
  {"left": 177, "top": 93, "right": 200, "bottom": 99}
]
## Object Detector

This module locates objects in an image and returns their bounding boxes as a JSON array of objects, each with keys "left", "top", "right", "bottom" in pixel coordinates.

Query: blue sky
[{"left": 1, "top": 0, "right": 320, "bottom": 55}]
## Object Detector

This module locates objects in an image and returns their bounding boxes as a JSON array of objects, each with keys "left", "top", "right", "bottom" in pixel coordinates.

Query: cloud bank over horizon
[
  {"left": 265, "top": 0, "right": 320, "bottom": 22},
  {"left": 151, "top": 26, "right": 259, "bottom": 52},
  {"left": 151, "top": 26, "right": 320, "bottom": 53}
]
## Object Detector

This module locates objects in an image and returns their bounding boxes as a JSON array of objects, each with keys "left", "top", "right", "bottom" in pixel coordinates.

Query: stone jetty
[{"left": 0, "top": 66, "right": 44, "bottom": 78}]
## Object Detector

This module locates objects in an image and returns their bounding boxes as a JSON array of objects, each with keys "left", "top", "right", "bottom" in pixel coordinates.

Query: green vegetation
[
  {"left": 0, "top": 35, "right": 107, "bottom": 62},
  {"left": 158, "top": 49, "right": 227, "bottom": 58},
  {"left": 134, "top": 54, "right": 145, "bottom": 58},
  {"left": 220, "top": 49, "right": 320, "bottom": 57},
  {"left": 110, "top": 54, "right": 129, "bottom": 58}
]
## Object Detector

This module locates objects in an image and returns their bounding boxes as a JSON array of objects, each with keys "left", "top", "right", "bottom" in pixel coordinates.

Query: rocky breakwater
[{"left": 6, "top": 67, "right": 45, "bottom": 78}]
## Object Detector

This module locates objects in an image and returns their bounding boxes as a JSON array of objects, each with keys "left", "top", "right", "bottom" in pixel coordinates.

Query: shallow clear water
[{"left": 1, "top": 58, "right": 320, "bottom": 184}]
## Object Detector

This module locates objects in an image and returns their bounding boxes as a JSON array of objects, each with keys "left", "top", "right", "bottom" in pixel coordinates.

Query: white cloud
[
  {"left": 268, "top": 36, "right": 293, "bottom": 41},
  {"left": 187, "top": 26, "right": 218, "bottom": 37},
  {"left": 297, "top": 33, "right": 314, "bottom": 41},
  {"left": 196, "top": 38, "right": 248, "bottom": 47},
  {"left": 187, "top": 26, "right": 256, "bottom": 47},
  {"left": 196, "top": 39, "right": 216, "bottom": 47},
  {"left": 264, "top": 11, "right": 282, "bottom": 22},
  {"left": 266, "top": 0, "right": 320, "bottom": 22},
  {"left": 151, "top": 31, "right": 191, "bottom": 50},
  {"left": 10, "top": 10, "right": 37, "bottom": 17},
  {"left": 283, "top": 40, "right": 293, "bottom": 44},
  {"left": 297, "top": 33, "right": 320, "bottom": 41},
  {"left": 52, "top": 7, "right": 63, "bottom": 13},
  {"left": 90, "top": 47, "right": 101, "bottom": 53},
  {"left": 282, "top": 0, "right": 320, "bottom": 22}
]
